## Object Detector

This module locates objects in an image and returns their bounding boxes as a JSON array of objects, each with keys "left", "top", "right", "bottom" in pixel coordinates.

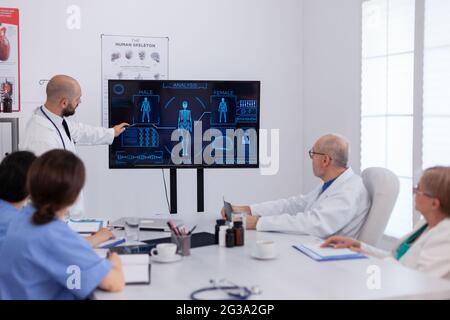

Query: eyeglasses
[
  {"left": 308, "top": 149, "right": 330, "bottom": 160},
  {"left": 413, "top": 186, "right": 434, "bottom": 198}
]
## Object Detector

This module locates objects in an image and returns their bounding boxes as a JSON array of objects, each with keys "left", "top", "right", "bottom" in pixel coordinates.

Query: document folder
[{"left": 293, "top": 241, "right": 367, "bottom": 262}]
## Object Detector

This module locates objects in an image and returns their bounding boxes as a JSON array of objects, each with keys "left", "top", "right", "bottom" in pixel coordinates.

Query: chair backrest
[{"left": 358, "top": 167, "right": 400, "bottom": 246}]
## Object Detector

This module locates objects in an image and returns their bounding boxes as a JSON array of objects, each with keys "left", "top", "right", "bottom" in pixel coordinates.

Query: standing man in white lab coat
[
  {"left": 222, "top": 134, "right": 371, "bottom": 238},
  {"left": 20, "top": 74, "right": 128, "bottom": 216}
]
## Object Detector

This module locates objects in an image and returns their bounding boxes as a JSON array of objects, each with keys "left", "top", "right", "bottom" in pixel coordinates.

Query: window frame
[{"left": 361, "top": 0, "right": 428, "bottom": 237}]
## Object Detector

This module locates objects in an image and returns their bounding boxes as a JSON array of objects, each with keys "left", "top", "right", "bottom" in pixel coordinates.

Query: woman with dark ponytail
[
  {"left": 27, "top": 148, "right": 85, "bottom": 225},
  {"left": 0, "top": 150, "right": 124, "bottom": 300},
  {"left": 26, "top": 148, "right": 115, "bottom": 246}
]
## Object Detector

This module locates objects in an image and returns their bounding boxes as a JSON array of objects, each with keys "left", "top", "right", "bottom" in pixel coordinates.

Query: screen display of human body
[{"left": 108, "top": 80, "right": 260, "bottom": 168}]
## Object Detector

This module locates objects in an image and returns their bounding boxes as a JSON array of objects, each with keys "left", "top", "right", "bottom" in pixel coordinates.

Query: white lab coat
[
  {"left": 19, "top": 106, "right": 115, "bottom": 216},
  {"left": 361, "top": 218, "right": 450, "bottom": 281},
  {"left": 250, "top": 167, "right": 371, "bottom": 238}
]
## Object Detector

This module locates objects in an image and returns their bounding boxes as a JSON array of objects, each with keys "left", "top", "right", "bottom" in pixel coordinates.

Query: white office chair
[{"left": 358, "top": 167, "right": 400, "bottom": 247}]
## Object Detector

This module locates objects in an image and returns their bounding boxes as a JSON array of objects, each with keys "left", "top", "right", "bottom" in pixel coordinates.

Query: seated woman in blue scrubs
[
  {"left": 0, "top": 150, "right": 125, "bottom": 299},
  {"left": 0, "top": 151, "right": 36, "bottom": 247},
  {"left": 0, "top": 151, "right": 113, "bottom": 248}
]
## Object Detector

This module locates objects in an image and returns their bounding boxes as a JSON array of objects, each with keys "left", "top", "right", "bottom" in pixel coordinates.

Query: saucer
[
  {"left": 250, "top": 252, "right": 278, "bottom": 260},
  {"left": 151, "top": 254, "right": 182, "bottom": 263}
]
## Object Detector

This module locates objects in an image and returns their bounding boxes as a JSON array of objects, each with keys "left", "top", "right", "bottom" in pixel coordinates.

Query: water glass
[{"left": 124, "top": 218, "right": 140, "bottom": 242}]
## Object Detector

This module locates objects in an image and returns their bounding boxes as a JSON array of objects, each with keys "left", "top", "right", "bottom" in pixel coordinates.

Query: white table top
[{"left": 94, "top": 217, "right": 450, "bottom": 300}]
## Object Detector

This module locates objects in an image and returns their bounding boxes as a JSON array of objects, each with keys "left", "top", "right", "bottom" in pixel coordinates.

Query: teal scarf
[{"left": 396, "top": 224, "right": 428, "bottom": 260}]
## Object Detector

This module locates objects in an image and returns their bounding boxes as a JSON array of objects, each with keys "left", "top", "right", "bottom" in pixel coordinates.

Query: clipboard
[{"left": 292, "top": 244, "right": 367, "bottom": 262}]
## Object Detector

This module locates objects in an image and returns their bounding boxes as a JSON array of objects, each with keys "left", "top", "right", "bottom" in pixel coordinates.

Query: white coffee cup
[
  {"left": 151, "top": 243, "right": 177, "bottom": 261},
  {"left": 255, "top": 240, "right": 276, "bottom": 258}
]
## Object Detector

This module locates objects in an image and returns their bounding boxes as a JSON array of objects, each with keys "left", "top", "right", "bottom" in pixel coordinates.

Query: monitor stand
[
  {"left": 169, "top": 168, "right": 204, "bottom": 214},
  {"left": 197, "top": 168, "right": 204, "bottom": 212},
  {"left": 170, "top": 168, "right": 177, "bottom": 214}
]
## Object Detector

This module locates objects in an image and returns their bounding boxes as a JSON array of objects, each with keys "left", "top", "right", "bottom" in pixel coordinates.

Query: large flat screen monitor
[{"left": 108, "top": 80, "right": 260, "bottom": 168}]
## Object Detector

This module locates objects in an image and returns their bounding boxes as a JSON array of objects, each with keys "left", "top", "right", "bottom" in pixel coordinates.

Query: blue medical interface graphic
[{"left": 108, "top": 80, "right": 260, "bottom": 168}]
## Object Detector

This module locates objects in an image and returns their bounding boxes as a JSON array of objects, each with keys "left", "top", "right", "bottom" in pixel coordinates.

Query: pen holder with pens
[{"left": 171, "top": 232, "right": 191, "bottom": 256}]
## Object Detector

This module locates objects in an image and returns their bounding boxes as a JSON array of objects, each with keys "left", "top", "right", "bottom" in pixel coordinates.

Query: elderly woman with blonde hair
[{"left": 322, "top": 166, "right": 450, "bottom": 280}]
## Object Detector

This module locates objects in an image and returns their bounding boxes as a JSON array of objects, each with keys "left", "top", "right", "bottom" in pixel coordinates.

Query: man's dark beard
[{"left": 62, "top": 103, "right": 77, "bottom": 117}]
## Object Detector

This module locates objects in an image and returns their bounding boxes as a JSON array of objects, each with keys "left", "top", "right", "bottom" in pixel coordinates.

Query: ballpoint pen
[
  {"left": 188, "top": 225, "right": 197, "bottom": 235},
  {"left": 166, "top": 221, "right": 175, "bottom": 233},
  {"left": 167, "top": 221, "right": 176, "bottom": 233},
  {"left": 168, "top": 220, "right": 182, "bottom": 239},
  {"left": 177, "top": 225, "right": 188, "bottom": 236}
]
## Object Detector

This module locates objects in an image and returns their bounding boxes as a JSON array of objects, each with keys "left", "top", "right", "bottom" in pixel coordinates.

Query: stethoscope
[
  {"left": 40, "top": 106, "right": 67, "bottom": 150},
  {"left": 190, "top": 279, "right": 262, "bottom": 300}
]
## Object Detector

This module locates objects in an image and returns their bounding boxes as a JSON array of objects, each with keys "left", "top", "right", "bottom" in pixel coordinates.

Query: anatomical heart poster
[{"left": 0, "top": 8, "right": 20, "bottom": 112}]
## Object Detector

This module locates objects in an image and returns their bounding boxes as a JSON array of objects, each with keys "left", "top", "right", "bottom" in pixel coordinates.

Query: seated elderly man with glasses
[{"left": 221, "top": 134, "right": 371, "bottom": 238}]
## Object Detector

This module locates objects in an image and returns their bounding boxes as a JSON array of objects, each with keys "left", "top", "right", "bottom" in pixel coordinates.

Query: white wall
[
  {"left": 2, "top": 0, "right": 305, "bottom": 220},
  {"left": 302, "top": 0, "right": 362, "bottom": 190},
  {"left": 2, "top": 0, "right": 363, "bottom": 223},
  {"left": 301, "top": 0, "right": 398, "bottom": 248}
]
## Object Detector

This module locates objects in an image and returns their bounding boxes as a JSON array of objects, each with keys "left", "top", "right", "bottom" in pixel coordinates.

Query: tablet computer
[{"left": 223, "top": 197, "right": 233, "bottom": 222}]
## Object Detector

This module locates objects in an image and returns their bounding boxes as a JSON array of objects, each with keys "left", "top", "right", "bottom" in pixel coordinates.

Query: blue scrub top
[
  {"left": 0, "top": 199, "right": 21, "bottom": 249},
  {"left": 0, "top": 207, "right": 112, "bottom": 300}
]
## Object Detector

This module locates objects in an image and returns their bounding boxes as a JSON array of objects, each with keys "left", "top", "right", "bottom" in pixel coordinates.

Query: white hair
[{"left": 317, "top": 134, "right": 349, "bottom": 168}]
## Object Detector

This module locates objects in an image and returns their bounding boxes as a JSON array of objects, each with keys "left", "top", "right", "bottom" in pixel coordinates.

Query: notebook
[
  {"left": 120, "top": 254, "right": 151, "bottom": 285},
  {"left": 293, "top": 239, "right": 367, "bottom": 262},
  {"left": 94, "top": 250, "right": 151, "bottom": 285}
]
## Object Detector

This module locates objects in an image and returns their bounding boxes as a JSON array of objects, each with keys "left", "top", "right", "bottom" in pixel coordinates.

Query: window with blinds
[
  {"left": 361, "top": 0, "right": 415, "bottom": 238},
  {"left": 423, "top": 0, "right": 450, "bottom": 169},
  {"left": 362, "top": 0, "right": 450, "bottom": 238}
]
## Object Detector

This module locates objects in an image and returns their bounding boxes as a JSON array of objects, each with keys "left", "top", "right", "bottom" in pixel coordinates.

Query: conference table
[{"left": 94, "top": 215, "right": 450, "bottom": 300}]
